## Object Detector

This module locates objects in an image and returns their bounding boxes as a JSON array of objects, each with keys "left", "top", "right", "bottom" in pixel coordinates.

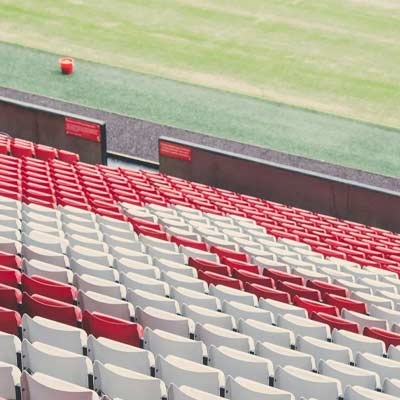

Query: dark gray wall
[
  {"left": 0, "top": 96, "right": 106, "bottom": 164},
  {"left": 159, "top": 137, "right": 400, "bottom": 232}
]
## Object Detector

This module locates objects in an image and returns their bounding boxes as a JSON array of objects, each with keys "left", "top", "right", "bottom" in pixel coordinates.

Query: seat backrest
[{"left": 168, "top": 384, "right": 222, "bottom": 400}]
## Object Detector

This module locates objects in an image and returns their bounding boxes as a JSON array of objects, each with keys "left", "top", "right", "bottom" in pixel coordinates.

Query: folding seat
[
  {"left": 204, "top": 236, "right": 240, "bottom": 252},
  {"left": 375, "top": 290, "right": 400, "bottom": 309},
  {"left": 155, "top": 355, "right": 223, "bottom": 396},
  {"left": 82, "top": 311, "right": 143, "bottom": 347},
  {"left": 291, "top": 267, "right": 331, "bottom": 284},
  {"left": 306, "top": 279, "right": 348, "bottom": 298},
  {"left": 263, "top": 268, "right": 304, "bottom": 285},
  {"left": 224, "top": 376, "right": 294, "bottom": 400},
  {"left": 0, "top": 265, "right": 21, "bottom": 288},
  {"left": 129, "top": 287, "right": 179, "bottom": 313},
  {"left": 209, "top": 345, "right": 273, "bottom": 384},
  {"left": 120, "top": 271, "right": 168, "bottom": 296},
  {"left": 100, "top": 223, "right": 138, "bottom": 241},
  {"left": 167, "top": 228, "right": 201, "bottom": 241},
  {"left": 139, "top": 234, "right": 177, "bottom": 251},
  {"left": 238, "top": 318, "right": 294, "bottom": 348},
  {"left": 341, "top": 309, "right": 388, "bottom": 331},
  {"left": 332, "top": 329, "right": 385, "bottom": 357},
  {"left": 21, "top": 244, "right": 68, "bottom": 268},
  {"left": 136, "top": 306, "right": 192, "bottom": 337},
  {"left": 319, "top": 359, "right": 379, "bottom": 392},
  {"left": 68, "top": 245, "right": 112, "bottom": 268},
  {"left": 144, "top": 327, "right": 206, "bottom": 363},
  {"left": 93, "top": 360, "right": 166, "bottom": 400},
  {"left": 0, "top": 361, "right": 20, "bottom": 400},
  {"left": 275, "top": 365, "right": 341, "bottom": 400},
  {"left": 161, "top": 271, "right": 207, "bottom": 293},
  {"left": 22, "top": 313, "right": 86, "bottom": 354},
  {"left": 267, "top": 247, "right": 302, "bottom": 262},
  {"left": 198, "top": 271, "right": 242, "bottom": 290},
  {"left": 63, "top": 223, "right": 102, "bottom": 241},
  {"left": 0, "top": 225, "right": 20, "bottom": 242},
  {"left": 23, "top": 292, "right": 81, "bottom": 327},
  {"left": 222, "top": 300, "right": 274, "bottom": 324},
  {"left": 115, "top": 258, "right": 159, "bottom": 279},
  {"left": 320, "top": 268, "right": 355, "bottom": 282},
  {"left": 66, "top": 234, "right": 108, "bottom": 253},
  {"left": 209, "top": 284, "right": 257, "bottom": 306},
  {"left": 280, "top": 257, "right": 315, "bottom": 271},
  {"left": 181, "top": 304, "right": 234, "bottom": 330},
  {"left": 0, "top": 216, "right": 21, "bottom": 231},
  {"left": 344, "top": 385, "right": 399, "bottom": 400},
  {"left": 220, "top": 258, "right": 260, "bottom": 275},
  {"left": 0, "top": 236, "right": 20, "bottom": 255},
  {"left": 168, "top": 384, "right": 222, "bottom": 400},
  {"left": 305, "top": 256, "right": 338, "bottom": 270},
  {"left": 311, "top": 312, "right": 360, "bottom": 334},
  {"left": 277, "top": 314, "right": 330, "bottom": 341},
  {"left": 358, "top": 277, "right": 396, "bottom": 293},
  {"left": 0, "top": 331, "right": 20, "bottom": 366},
  {"left": 324, "top": 293, "right": 367, "bottom": 314},
  {"left": 74, "top": 274, "right": 125, "bottom": 299},
  {"left": 87, "top": 335, "right": 153, "bottom": 375},
  {"left": 364, "top": 327, "right": 400, "bottom": 350},
  {"left": 381, "top": 276, "right": 400, "bottom": 293},
  {"left": 22, "top": 211, "right": 61, "bottom": 230},
  {"left": 249, "top": 255, "right": 287, "bottom": 270},
  {"left": 356, "top": 352, "right": 400, "bottom": 385},
  {"left": 351, "top": 291, "right": 394, "bottom": 311},
  {"left": 22, "top": 258, "right": 71, "bottom": 284},
  {"left": 188, "top": 258, "right": 230, "bottom": 276},
  {"left": 95, "top": 214, "right": 129, "bottom": 229},
  {"left": 210, "top": 246, "right": 248, "bottom": 262},
  {"left": 154, "top": 258, "right": 196, "bottom": 277},
  {"left": 277, "top": 281, "right": 322, "bottom": 302},
  {"left": 22, "top": 274, "right": 77, "bottom": 303},
  {"left": 21, "top": 339, "right": 92, "bottom": 387},
  {"left": 383, "top": 378, "right": 400, "bottom": 398},
  {"left": 245, "top": 283, "right": 290, "bottom": 303},
  {"left": 293, "top": 295, "right": 338, "bottom": 317},
  {"left": 69, "top": 258, "right": 117, "bottom": 282},
  {"left": 259, "top": 298, "right": 307, "bottom": 318},
  {"left": 256, "top": 342, "right": 315, "bottom": 371},
  {"left": 170, "top": 286, "right": 220, "bottom": 311}
]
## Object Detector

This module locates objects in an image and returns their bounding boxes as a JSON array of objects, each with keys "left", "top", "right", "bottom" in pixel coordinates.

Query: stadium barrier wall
[
  {"left": 159, "top": 137, "right": 400, "bottom": 232},
  {"left": 0, "top": 96, "right": 106, "bottom": 164}
]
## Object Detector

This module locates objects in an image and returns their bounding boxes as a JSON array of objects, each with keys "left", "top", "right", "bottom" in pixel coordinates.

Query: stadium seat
[
  {"left": 344, "top": 385, "right": 399, "bottom": 400},
  {"left": 120, "top": 272, "right": 168, "bottom": 297},
  {"left": 341, "top": 309, "right": 388, "bottom": 331},
  {"left": 0, "top": 283, "right": 21, "bottom": 310},
  {"left": 115, "top": 258, "right": 159, "bottom": 279},
  {"left": 263, "top": 268, "right": 304, "bottom": 286},
  {"left": 182, "top": 303, "right": 234, "bottom": 330},
  {"left": 222, "top": 300, "right": 274, "bottom": 324},
  {"left": 383, "top": 378, "right": 400, "bottom": 398},
  {"left": 293, "top": 295, "right": 338, "bottom": 317},
  {"left": 154, "top": 258, "right": 196, "bottom": 277},
  {"left": 0, "top": 361, "right": 20, "bottom": 400},
  {"left": 245, "top": 282, "right": 291, "bottom": 303},
  {"left": 168, "top": 384, "right": 222, "bottom": 400},
  {"left": 231, "top": 269, "right": 274, "bottom": 287},
  {"left": 127, "top": 288, "right": 179, "bottom": 314},
  {"left": 306, "top": 279, "right": 349, "bottom": 298},
  {"left": 364, "top": 327, "right": 400, "bottom": 350},
  {"left": 0, "top": 331, "right": 20, "bottom": 366},
  {"left": 0, "top": 266, "right": 21, "bottom": 287},
  {"left": 161, "top": 271, "right": 207, "bottom": 293},
  {"left": 311, "top": 312, "right": 360, "bottom": 333},
  {"left": 22, "top": 259, "right": 71, "bottom": 284},
  {"left": 259, "top": 298, "right": 307, "bottom": 319},
  {"left": 188, "top": 258, "right": 230, "bottom": 276},
  {"left": 170, "top": 286, "right": 220, "bottom": 311},
  {"left": 324, "top": 293, "right": 367, "bottom": 314},
  {"left": 277, "top": 281, "right": 322, "bottom": 302},
  {"left": 198, "top": 270, "right": 243, "bottom": 290},
  {"left": 209, "top": 284, "right": 257, "bottom": 306}
]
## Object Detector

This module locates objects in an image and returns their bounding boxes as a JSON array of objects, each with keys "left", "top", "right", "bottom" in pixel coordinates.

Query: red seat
[
  {"left": 134, "top": 226, "right": 168, "bottom": 241},
  {"left": 263, "top": 268, "right": 304, "bottom": 286},
  {"left": 35, "top": 145, "right": 57, "bottom": 161},
  {"left": 11, "top": 143, "right": 34, "bottom": 158},
  {"left": 364, "top": 327, "right": 400, "bottom": 350},
  {"left": 128, "top": 217, "right": 163, "bottom": 232},
  {"left": 210, "top": 246, "right": 248, "bottom": 262},
  {"left": 315, "top": 247, "right": 346, "bottom": 259},
  {"left": 293, "top": 295, "right": 338, "bottom": 317},
  {"left": 0, "top": 252, "right": 21, "bottom": 270},
  {"left": 188, "top": 258, "right": 231, "bottom": 276},
  {"left": 171, "top": 236, "right": 208, "bottom": 251},
  {"left": 0, "top": 266, "right": 21, "bottom": 287},
  {"left": 221, "top": 257, "right": 259, "bottom": 274},
  {"left": 311, "top": 312, "right": 360, "bottom": 334},
  {"left": 306, "top": 280, "right": 348, "bottom": 298},
  {"left": 82, "top": 311, "right": 143, "bottom": 347},
  {"left": 22, "top": 275, "right": 77, "bottom": 303},
  {"left": 324, "top": 293, "right": 367, "bottom": 314},
  {"left": 0, "top": 283, "right": 21, "bottom": 310},
  {"left": 232, "top": 269, "right": 274, "bottom": 288},
  {"left": 23, "top": 292, "right": 82, "bottom": 327},
  {"left": 245, "top": 282, "right": 290, "bottom": 303},
  {"left": 197, "top": 270, "right": 243, "bottom": 290},
  {"left": 276, "top": 281, "right": 322, "bottom": 302},
  {"left": 0, "top": 306, "right": 21, "bottom": 335}
]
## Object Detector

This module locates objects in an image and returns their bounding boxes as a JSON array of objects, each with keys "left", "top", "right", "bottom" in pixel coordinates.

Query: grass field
[{"left": 0, "top": 1, "right": 400, "bottom": 176}]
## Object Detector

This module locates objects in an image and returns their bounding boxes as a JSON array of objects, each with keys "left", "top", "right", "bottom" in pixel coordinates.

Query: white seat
[
  {"left": 334, "top": 279, "right": 372, "bottom": 295},
  {"left": 170, "top": 286, "right": 220, "bottom": 311},
  {"left": 115, "top": 258, "right": 159, "bottom": 279},
  {"left": 0, "top": 361, "right": 20, "bottom": 400},
  {"left": 332, "top": 328, "right": 385, "bottom": 357},
  {"left": 222, "top": 300, "right": 274, "bottom": 324},
  {"left": 66, "top": 234, "right": 108, "bottom": 253},
  {"left": 161, "top": 271, "right": 207, "bottom": 293},
  {"left": 74, "top": 274, "right": 125, "bottom": 299},
  {"left": 276, "top": 365, "right": 341, "bottom": 400},
  {"left": 93, "top": 361, "right": 166, "bottom": 400},
  {"left": 182, "top": 304, "right": 235, "bottom": 330},
  {"left": 292, "top": 248, "right": 323, "bottom": 261},
  {"left": 144, "top": 327, "right": 205, "bottom": 363},
  {"left": 140, "top": 234, "right": 179, "bottom": 252},
  {"left": 179, "top": 246, "right": 219, "bottom": 263},
  {"left": 209, "top": 284, "right": 257, "bottom": 306},
  {"left": 110, "top": 244, "right": 150, "bottom": 261},
  {"left": 23, "top": 211, "right": 61, "bottom": 230},
  {"left": 0, "top": 225, "right": 20, "bottom": 242},
  {"left": 381, "top": 276, "right": 400, "bottom": 293},
  {"left": 341, "top": 309, "right": 388, "bottom": 331},
  {"left": 95, "top": 215, "right": 131, "bottom": 230},
  {"left": 257, "top": 240, "right": 286, "bottom": 251},
  {"left": 60, "top": 205, "right": 95, "bottom": 221},
  {"left": 136, "top": 306, "right": 193, "bottom": 337},
  {"left": 339, "top": 265, "right": 378, "bottom": 280},
  {"left": 68, "top": 246, "right": 112, "bottom": 267},
  {"left": 70, "top": 258, "right": 118, "bottom": 282},
  {"left": 344, "top": 385, "right": 399, "bottom": 400},
  {"left": 21, "top": 244, "right": 68, "bottom": 268},
  {"left": 243, "top": 248, "right": 278, "bottom": 261},
  {"left": 319, "top": 359, "right": 379, "bottom": 392},
  {"left": 21, "top": 340, "right": 92, "bottom": 387},
  {"left": 1, "top": 216, "right": 21, "bottom": 231},
  {"left": 195, "top": 323, "right": 254, "bottom": 352},
  {"left": 321, "top": 268, "right": 355, "bottom": 282},
  {"left": 296, "top": 335, "right": 352, "bottom": 364},
  {"left": 306, "top": 256, "right": 338, "bottom": 270},
  {"left": 238, "top": 319, "right": 294, "bottom": 348},
  {"left": 154, "top": 258, "right": 196, "bottom": 277},
  {"left": 155, "top": 355, "right": 223, "bottom": 396},
  {"left": 127, "top": 288, "right": 180, "bottom": 314},
  {"left": 369, "top": 304, "right": 400, "bottom": 328},
  {"left": 291, "top": 267, "right": 331, "bottom": 283},
  {"left": 63, "top": 223, "right": 101, "bottom": 241},
  {"left": 279, "top": 238, "right": 310, "bottom": 251},
  {"left": 168, "top": 384, "right": 222, "bottom": 400},
  {"left": 62, "top": 214, "right": 98, "bottom": 229},
  {"left": 87, "top": 335, "right": 153, "bottom": 375},
  {"left": 375, "top": 290, "right": 400, "bottom": 309},
  {"left": 0, "top": 332, "right": 20, "bottom": 366},
  {"left": 195, "top": 227, "right": 227, "bottom": 239},
  {"left": 251, "top": 258, "right": 290, "bottom": 273},
  {"left": 204, "top": 236, "right": 239, "bottom": 251},
  {"left": 277, "top": 314, "right": 330, "bottom": 341},
  {"left": 120, "top": 271, "right": 168, "bottom": 296},
  {"left": 356, "top": 352, "right": 400, "bottom": 386},
  {"left": 225, "top": 375, "right": 294, "bottom": 400},
  {"left": 102, "top": 233, "right": 138, "bottom": 249},
  {"left": 268, "top": 248, "right": 301, "bottom": 262},
  {"left": 256, "top": 342, "right": 315, "bottom": 371},
  {"left": 77, "top": 290, "right": 133, "bottom": 320},
  {"left": 147, "top": 246, "right": 186, "bottom": 264},
  {"left": 0, "top": 236, "right": 21, "bottom": 254},
  {"left": 259, "top": 298, "right": 307, "bottom": 319},
  {"left": 358, "top": 277, "right": 397, "bottom": 294},
  {"left": 22, "top": 231, "right": 65, "bottom": 254},
  {"left": 100, "top": 224, "right": 137, "bottom": 241},
  {"left": 351, "top": 291, "right": 394, "bottom": 311},
  {"left": 383, "top": 378, "right": 400, "bottom": 398},
  {"left": 22, "top": 314, "right": 86, "bottom": 354},
  {"left": 209, "top": 345, "right": 273, "bottom": 384},
  {"left": 165, "top": 227, "right": 200, "bottom": 241},
  {"left": 22, "top": 258, "right": 72, "bottom": 284},
  {"left": 281, "top": 257, "right": 315, "bottom": 271},
  {"left": 367, "top": 267, "right": 397, "bottom": 280}
]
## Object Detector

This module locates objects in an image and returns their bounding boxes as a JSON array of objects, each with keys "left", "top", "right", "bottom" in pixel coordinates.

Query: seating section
[{"left": 1, "top": 137, "right": 400, "bottom": 399}]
